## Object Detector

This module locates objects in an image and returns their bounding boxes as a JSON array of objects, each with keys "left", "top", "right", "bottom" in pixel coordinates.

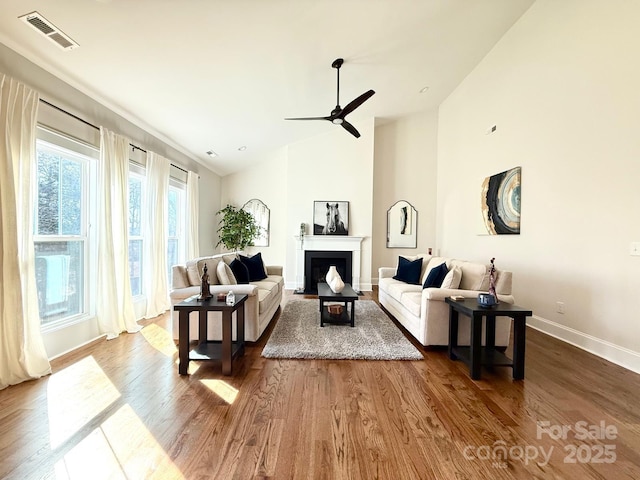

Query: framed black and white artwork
[{"left": 313, "top": 201, "right": 349, "bottom": 235}]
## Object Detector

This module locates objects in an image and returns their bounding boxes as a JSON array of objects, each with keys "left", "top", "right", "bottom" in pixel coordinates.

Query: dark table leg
[
  {"left": 178, "top": 310, "right": 190, "bottom": 375},
  {"left": 470, "top": 313, "right": 483, "bottom": 380},
  {"left": 448, "top": 307, "right": 459, "bottom": 360},
  {"left": 222, "top": 310, "right": 232, "bottom": 375},
  {"left": 320, "top": 298, "right": 325, "bottom": 327},
  {"left": 513, "top": 316, "right": 526, "bottom": 380},
  {"left": 199, "top": 310, "right": 207, "bottom": 344},
  {"left": 237, "top": 302, "right": 245, "bottom": 357},
  {"left": 349, "top": 300, "right": 355, "bottom": 327}
]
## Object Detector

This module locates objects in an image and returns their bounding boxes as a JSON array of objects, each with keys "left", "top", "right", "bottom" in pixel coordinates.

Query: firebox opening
[{"left": 304, "top": 250, "right": 352, "bottom": 294}]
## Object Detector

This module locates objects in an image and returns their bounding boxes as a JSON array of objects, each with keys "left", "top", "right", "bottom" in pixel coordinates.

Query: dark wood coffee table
[
  {"left": 174, "top": 293, "right": 248, "bottom": 375},
  {"left": 317, "top": 282, "right": 359, "bottom": 327},
  {"left": 445, "top": 297, "right": 532, "bottom": 380}
]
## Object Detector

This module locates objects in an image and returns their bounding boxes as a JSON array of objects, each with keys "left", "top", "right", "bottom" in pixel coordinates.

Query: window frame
[
  {"left": 34, "top": 127, "right": 98, "bottom": 332},
  {"left": 167, "top": 178, "right": 187, "bottom": 285}
]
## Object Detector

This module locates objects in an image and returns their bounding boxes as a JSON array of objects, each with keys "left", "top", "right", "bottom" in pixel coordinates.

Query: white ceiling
[{"left": 0, "top": 0, "right": 534, "bottom": 176}]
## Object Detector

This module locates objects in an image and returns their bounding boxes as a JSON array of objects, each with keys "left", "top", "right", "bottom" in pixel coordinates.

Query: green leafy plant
[{"left": 216, "top": 204, "right": 260, "bottom": 252}]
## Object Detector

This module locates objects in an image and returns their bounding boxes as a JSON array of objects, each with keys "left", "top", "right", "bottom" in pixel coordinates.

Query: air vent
[{"left": 19, "top": 11, "right": 79, "bottom": 51}]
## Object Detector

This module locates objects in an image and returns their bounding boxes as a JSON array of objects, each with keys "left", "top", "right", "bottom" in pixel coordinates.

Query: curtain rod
[{"left": 39, "top": 98, "right": 189, "bottom": 174}]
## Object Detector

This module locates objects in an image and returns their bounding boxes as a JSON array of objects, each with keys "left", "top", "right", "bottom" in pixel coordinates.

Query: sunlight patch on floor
[
  {"left": 200, "top": 379, "right": 239, "bottom": 404},
  {"left": 47, "top": 356, "right": 121, "bottom": 449},
  {"left": 54, "top": 404, "right": 184, "bottom": 479},
  {"left": 141, "top": 323, "right": 178, "bottom": 357}
]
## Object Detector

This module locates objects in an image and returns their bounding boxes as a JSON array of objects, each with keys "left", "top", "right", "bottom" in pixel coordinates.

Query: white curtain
[
  {"left": 97, "top": 127, "right": 140, "bottom": 338},
  {"left": 186, "top": 170, "right": 199, "bottom": 260},
  {"left": 143, "top": 151, "right": 170, "bottom": 318},
  {"left": 0, "top": 74, "right": 51, "bottom": 389}
]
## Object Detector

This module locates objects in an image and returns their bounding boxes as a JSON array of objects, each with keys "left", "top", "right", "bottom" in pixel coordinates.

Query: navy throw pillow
[
  {"left": 230, "top": 258, "right": 250, "bottom": 284},
  {"left": 423, "top": 262, "right": 449, "bottom": 288},
  {"left": 239, "top": 253, "right": 268, "bottom": 281},
  {"left": 393, "top": 256, "right": 423, "bottom": 285}
]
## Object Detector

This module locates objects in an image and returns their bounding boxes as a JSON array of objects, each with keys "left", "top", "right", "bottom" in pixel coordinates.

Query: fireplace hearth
[{"left": 304, "top": 250, "right": 352, "bottom": 294}]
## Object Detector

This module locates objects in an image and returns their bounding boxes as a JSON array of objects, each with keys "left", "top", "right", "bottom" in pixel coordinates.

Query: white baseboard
[{"left": 528, "top": 315, "right": 640, "bottom": 375}]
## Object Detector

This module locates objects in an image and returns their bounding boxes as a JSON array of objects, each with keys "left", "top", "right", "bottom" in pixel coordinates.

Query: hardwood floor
[{"left": 2, "top": 289, "right": 640, "bottom": 479}]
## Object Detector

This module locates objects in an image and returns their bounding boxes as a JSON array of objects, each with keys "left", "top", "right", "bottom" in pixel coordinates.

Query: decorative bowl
[{"left": 477, "top": 293, "right": 497, "bottom": 307}]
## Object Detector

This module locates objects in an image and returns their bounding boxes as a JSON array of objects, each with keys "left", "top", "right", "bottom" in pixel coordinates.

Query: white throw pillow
[
  {"left": 216, "top": 260, "right": 237, "bottom": 285},
  {"left": 440, "top": 266, "right": 462, "bottom": 289}
]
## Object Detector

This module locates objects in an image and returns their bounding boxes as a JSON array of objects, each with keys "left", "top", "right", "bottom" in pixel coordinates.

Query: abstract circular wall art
[{"left": 480, "top": 166, "right": 521, "bottom": 235}]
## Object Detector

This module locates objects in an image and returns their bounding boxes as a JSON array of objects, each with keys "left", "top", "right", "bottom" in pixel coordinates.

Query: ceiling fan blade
[
  {"left": 339, "top": 90, "right": 375, "bottom": 118},
  {"left": 284, "top": 116, "right": 330, "bottom": 121},
  {"left": 341, "top": 120, "right": 361, "bottom": 138}
]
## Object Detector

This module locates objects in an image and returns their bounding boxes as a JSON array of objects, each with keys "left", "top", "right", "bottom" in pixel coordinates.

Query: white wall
[
  {"left": 437, "top": 0, "right": 640, "bottom": 372},
  {"left": 372, "top": 110, "right": 439, "bottom": 280},
  {"left": 220, "top": 147, "right": 288, "bottom": 265}
]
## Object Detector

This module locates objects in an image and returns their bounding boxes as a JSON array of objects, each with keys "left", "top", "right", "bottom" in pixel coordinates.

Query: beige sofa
[
  {"left": 378, "top": 255, "right": 514, "bottom": 347},
  {"left": 170, "top": 252, "right": 283, "bottom": 342}
]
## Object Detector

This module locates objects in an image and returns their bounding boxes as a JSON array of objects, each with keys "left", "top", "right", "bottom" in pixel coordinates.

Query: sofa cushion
[
  {"left": 230, "top": 258, "right": 250, "bottom": 284},
  {"left": 217, "top": 260, "right": 237, "bottom": 285},
  {"left": 393, "top": 256, "right": 423, "bottom": 285},
  {"left": 186, "top": 257, "right": 222, "bottom": 286},
  {"left": 423, "top": 262, "right": 448, "bottom": 288},
  {"left": 387, "top": 280, "right": 422, "bottom": 303},
  {"left": 240, "top": 253, "right": 268, "bottom": 281},
  {"left": 441, "top": 266, "right": 462, "bottom": 289},
  {"left": 449, "top": 260, "right": 490, "bottom": 291},
  {"left": 402, "top": 292, "right": 423, "bottom": 317}
]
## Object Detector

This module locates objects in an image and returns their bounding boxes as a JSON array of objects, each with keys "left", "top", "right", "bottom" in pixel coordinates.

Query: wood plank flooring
[{"left": 1, "top": 289, "right": 640, "bottom": 479}]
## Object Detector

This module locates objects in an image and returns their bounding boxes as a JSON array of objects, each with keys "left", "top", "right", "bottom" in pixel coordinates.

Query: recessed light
[
  {"left": 238, "top": 146, "right": 247, "bottom": 151},
  {"left": 206, "top": 150, "right": 218, "bottom": 157},
  {"left": 419, "top": 86, "right": 430, "bottom": 93}
]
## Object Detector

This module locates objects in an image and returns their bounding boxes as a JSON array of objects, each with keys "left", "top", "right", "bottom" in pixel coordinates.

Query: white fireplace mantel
[{"left": 294, "top": 235, "right": 364, "bottom": 292}]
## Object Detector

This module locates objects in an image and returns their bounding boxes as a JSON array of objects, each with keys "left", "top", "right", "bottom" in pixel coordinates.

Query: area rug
[{"left": 262, "top": 299, "right": 423, "bottom": 360}]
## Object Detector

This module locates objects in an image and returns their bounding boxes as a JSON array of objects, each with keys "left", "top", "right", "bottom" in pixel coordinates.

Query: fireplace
[
  {"left": 293, "top": 234, "right": 364, "bottom": 293},
  {"left": 304, "top": 250, "right": 352, "bottom": 294}
]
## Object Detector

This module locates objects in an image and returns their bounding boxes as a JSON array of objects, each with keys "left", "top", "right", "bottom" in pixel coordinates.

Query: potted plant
[{"left": 216, "top": 204, "right": 260, "bottom": 253}]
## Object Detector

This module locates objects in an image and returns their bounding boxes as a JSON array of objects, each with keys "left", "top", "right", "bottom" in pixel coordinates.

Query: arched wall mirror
[
  {"left": 242, "top": 199, "right": 270, "bottom": 247},
  {"left": 387, "top": 200, "right": 417, "bottom": 248}
]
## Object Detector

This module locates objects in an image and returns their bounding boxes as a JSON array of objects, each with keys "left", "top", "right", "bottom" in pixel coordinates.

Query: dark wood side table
[
  {"left": 445, "top": 297, "right": 532, "bottom": 380},
  {"left": 174, "top": 294, "right": 248, "bottom": 375},
  {"left": 317, "top": 282, "right": 359, "bottom": 327}
]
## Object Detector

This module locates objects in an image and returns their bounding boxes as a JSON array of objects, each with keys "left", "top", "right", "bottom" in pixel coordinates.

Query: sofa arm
[
  {"left": 172, "top": 265, "right": 190, "bottom": 289},
  {"left": 379, "top": 267, "right": 396, "bottom": 279},
  {"left": 209, "top": 284, "right": 258, "bottom": 296},
  {"left": 422, "top": 288, "right": 514, "bottom": 304},
  {"left": 266, "top": 265, "right": 283, "bottom": 276}
]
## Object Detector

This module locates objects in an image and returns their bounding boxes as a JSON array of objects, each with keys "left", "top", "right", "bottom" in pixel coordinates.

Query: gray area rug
[{"left": 262, "top": 299, "right": 423, "bottom": 360}]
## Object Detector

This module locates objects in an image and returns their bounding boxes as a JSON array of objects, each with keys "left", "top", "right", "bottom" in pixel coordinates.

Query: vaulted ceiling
[{"left": 0, "top": 0, "right": 534, "bottom": 175}]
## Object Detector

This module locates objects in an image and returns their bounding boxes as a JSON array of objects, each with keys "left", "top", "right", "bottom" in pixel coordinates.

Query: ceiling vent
[{"left": 18, "top": 11, "right": 79, "bottom": 51}]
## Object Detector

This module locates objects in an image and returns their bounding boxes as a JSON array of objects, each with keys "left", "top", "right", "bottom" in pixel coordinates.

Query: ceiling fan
[{"left": 285, "top": 58, "right": 375, "bottom": 138}]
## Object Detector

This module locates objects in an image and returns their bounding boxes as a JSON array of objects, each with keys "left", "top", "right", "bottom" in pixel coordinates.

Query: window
[
  {"left": 167, "top": 181, "right": 186, "bottom": 284},
  {"left": 128, "top": 165, "right": 145, "bottom": 297},
  {"left": 34, "top": 138, "right": 93, "bottom": 325}
]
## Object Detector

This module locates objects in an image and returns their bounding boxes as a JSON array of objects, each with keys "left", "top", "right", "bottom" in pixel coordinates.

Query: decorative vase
[
  {"left": 326, "top": 265, "right": 338, "bottom": 285},
  {"left": 326, "top": 266, "right": 345, "bottom": 293},
  {"left": 330, "top": 275, "right": 345, "bottom": 293}
]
